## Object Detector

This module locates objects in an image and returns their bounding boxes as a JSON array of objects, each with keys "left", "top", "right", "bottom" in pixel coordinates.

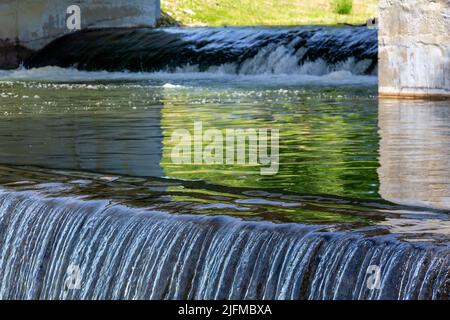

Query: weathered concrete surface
[
  {"left": 379, "top": 0, "right": 450, "bottom": 98},
  {"left": 0, "top": 0, "right": 160, "bottom": 68}
]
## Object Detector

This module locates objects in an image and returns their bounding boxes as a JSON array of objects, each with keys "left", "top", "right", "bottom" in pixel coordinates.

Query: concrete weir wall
[
  {"left": 0, "top": 0, "right": 161, "bottom": 69},
  {"left": 379, "top": 0, "right": 450, "bottom": 98}
]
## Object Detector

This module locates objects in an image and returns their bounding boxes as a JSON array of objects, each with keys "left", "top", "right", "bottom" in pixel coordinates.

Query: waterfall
[
  {"left": 25, "top": 27, "right": 377, "bottom": 76},
  {"left": 0, "top": 189, "right": 447, "bottom": 300}
]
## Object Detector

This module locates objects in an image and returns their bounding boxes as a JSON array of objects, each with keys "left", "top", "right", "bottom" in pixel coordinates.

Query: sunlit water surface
[{"left": 0, "top": 68, "right": 449, "bottom": 243}]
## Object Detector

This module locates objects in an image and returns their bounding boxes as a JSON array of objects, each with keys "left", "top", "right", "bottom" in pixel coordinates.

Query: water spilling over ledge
[
  {"left": 0, "top": 166, "right": 448, "bottom": 300},
  {"left": 0, "top": 189, "right": 447, "bottom": 300},
  {"left": 25, "top": 27, "right": 378, "bottom": 76}
]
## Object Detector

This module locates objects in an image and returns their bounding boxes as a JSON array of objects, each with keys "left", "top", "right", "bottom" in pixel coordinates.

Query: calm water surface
[{"left": 0, "top": 69, "right": 448, "bottom": 240}]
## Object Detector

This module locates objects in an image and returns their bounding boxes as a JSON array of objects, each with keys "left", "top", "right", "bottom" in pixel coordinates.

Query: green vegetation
[
  {"left": 333, "top": 0, "right": 353, "bottom": 15},
  {"left": 161, "top": 0, "right": 378, "bottom": 26}
]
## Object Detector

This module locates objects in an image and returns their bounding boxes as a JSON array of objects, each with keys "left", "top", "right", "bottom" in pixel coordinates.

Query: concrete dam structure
[
  {"left": 379, "top": 0, "right": 450, "bottom": 98},
  {"left": 0, "top": 0, "right": 161, "bottom": 68}
]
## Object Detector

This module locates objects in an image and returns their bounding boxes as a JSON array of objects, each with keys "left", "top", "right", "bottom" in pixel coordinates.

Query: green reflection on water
[
  {"left": 0, "top": 80, "right": 381, "bottom": 225},
  {"left": 161, "top": 86, "right": 380, "bottom": 200}
]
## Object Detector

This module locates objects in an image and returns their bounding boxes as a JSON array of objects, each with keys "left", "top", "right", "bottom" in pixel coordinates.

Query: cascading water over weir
[
  {"left": 0, "top": 166, "right": 448, "bottom": 300},
  {"left": 25, "top": 27, "right": 378, "bottom": 76},
  {"left": 0, "top": 26, "right": 448, "bottom": 300},
  {"left": 0, "top": 189, "right": 448, "bottom": 300}
]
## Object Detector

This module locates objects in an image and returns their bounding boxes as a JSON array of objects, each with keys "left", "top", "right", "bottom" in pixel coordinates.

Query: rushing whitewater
[
  {"left": 25, "top": 27, "right": 377, "bottom": 76},
  {"left": 0, "top": 189, "right": 448, "bottom": 300}
]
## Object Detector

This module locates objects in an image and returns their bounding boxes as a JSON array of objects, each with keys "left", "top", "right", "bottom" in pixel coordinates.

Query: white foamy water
[{"left": 0, "top": 66, "right": 377, "bottom": 87}]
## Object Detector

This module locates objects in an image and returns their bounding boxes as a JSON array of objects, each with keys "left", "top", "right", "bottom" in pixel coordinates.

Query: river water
[{"left": 0, "top": 27, "right": 448, "bottom": 299}]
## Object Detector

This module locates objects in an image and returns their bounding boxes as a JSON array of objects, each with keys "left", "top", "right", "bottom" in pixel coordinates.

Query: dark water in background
[{"left": 0, "top": 27, "right": 448, "bottom": 299}]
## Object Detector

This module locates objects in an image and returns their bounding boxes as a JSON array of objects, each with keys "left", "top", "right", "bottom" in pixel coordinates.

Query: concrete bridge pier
[
  {"left": 0, "top": 0, "right": 161, "bottom": 69},
  {"left": 379, "top": 0, "right": 450, "bottom": 99}
]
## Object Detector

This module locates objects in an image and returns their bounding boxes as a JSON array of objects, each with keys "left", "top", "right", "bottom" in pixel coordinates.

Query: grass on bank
[
  {"left": 333, "top": 0, "right": 353, "bottom": 15},
  {"left": 161, "top": 0, "right": 378, "bottom": 26}
]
